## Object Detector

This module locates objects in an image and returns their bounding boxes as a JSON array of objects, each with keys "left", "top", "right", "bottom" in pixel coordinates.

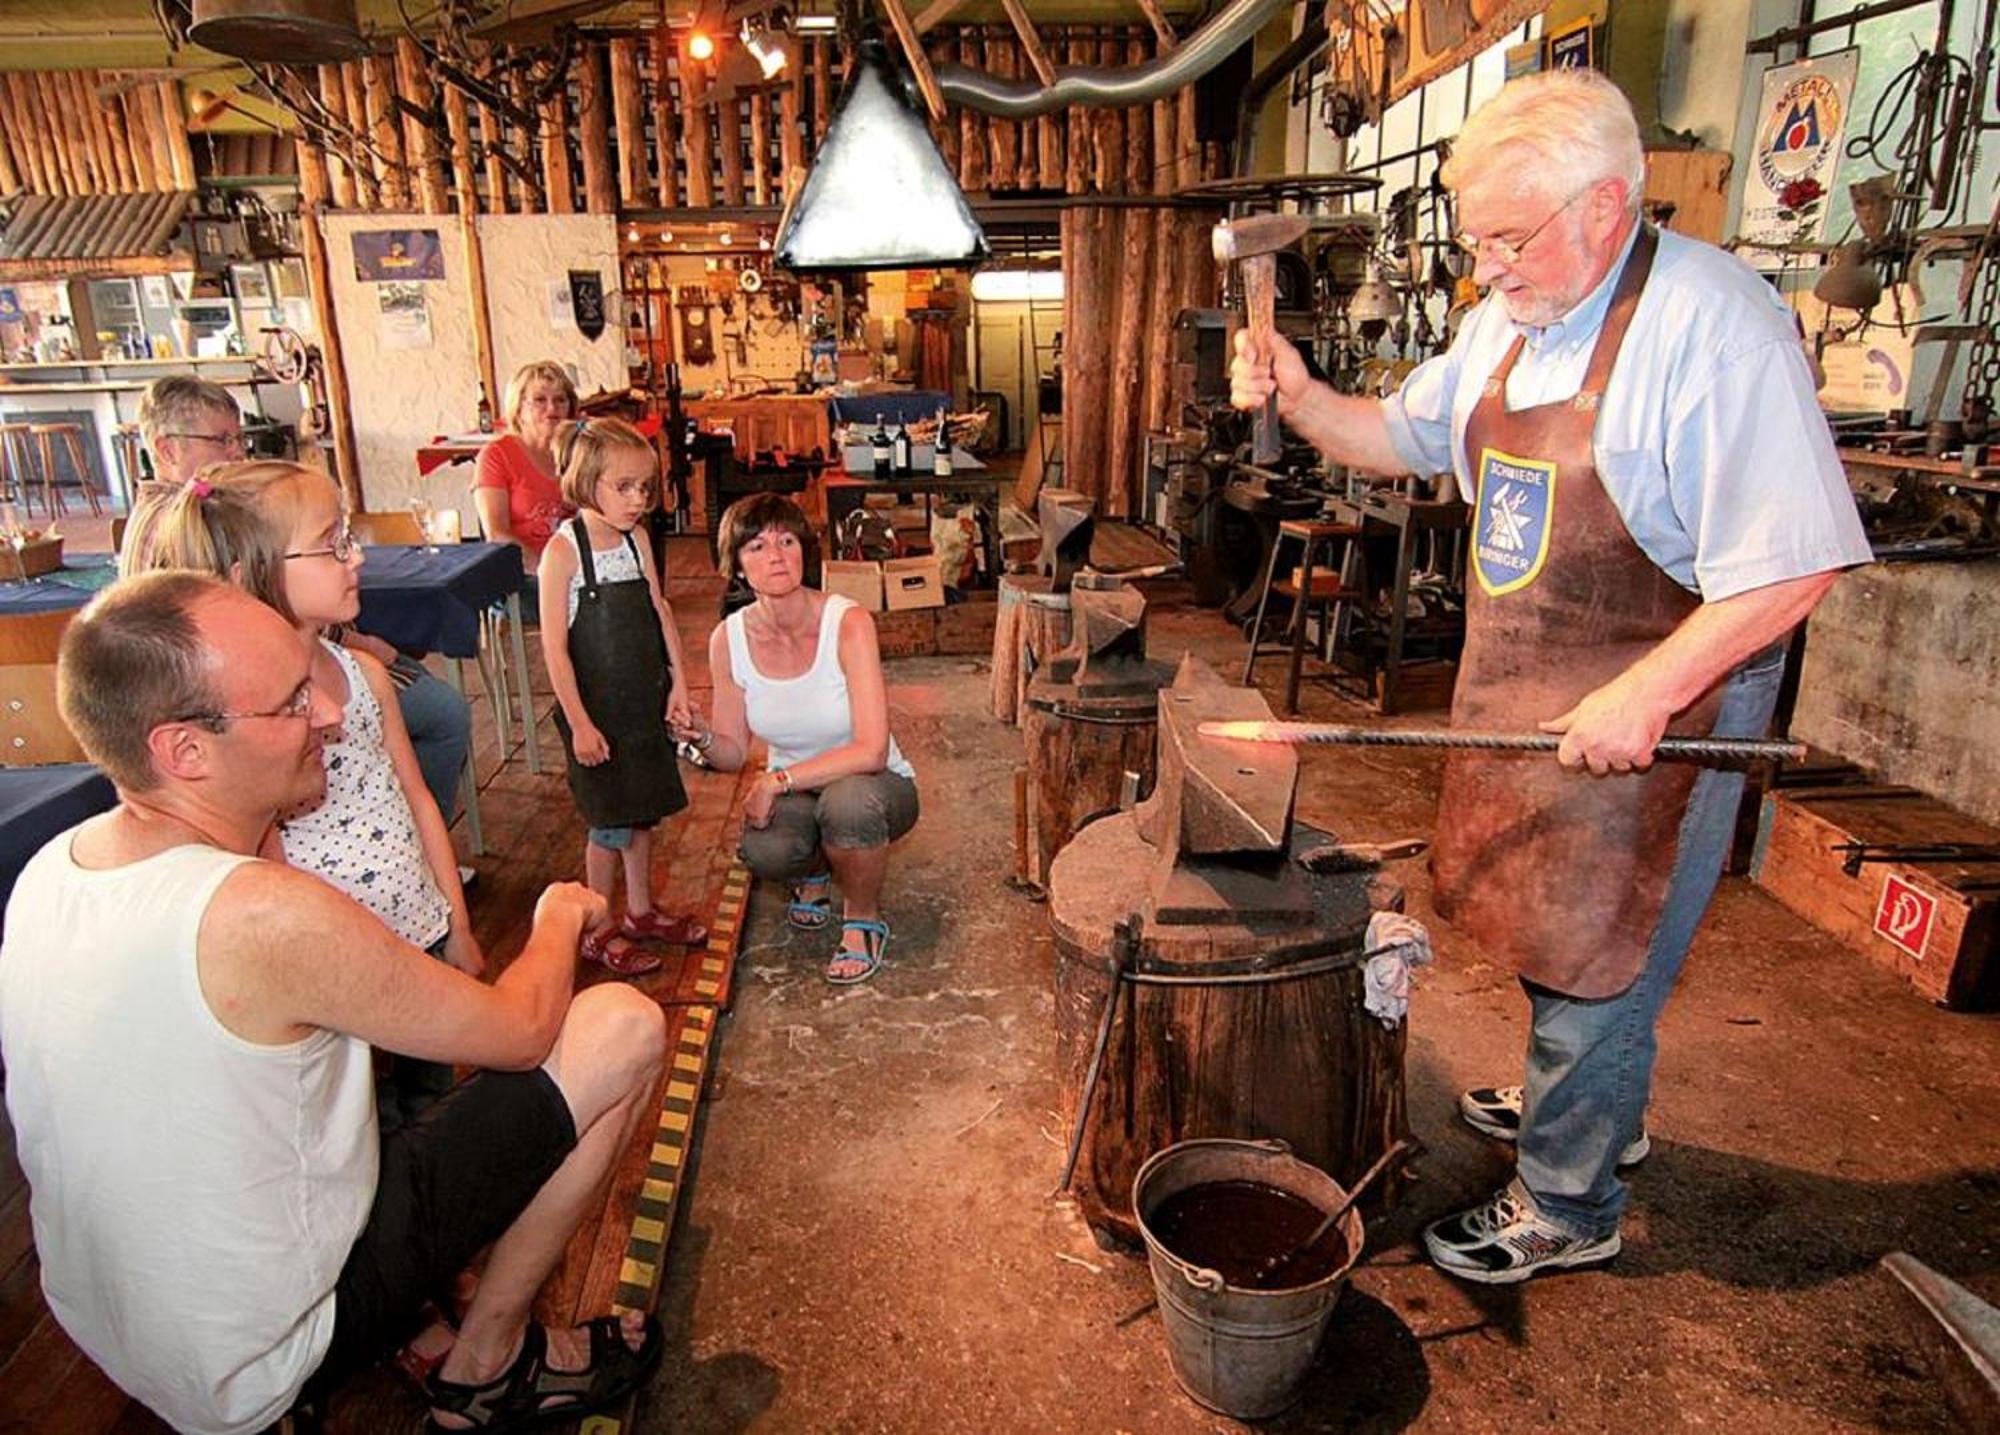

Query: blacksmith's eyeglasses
[{"left": 1455, "top": 186, "right": 1591, "bottom": 266}]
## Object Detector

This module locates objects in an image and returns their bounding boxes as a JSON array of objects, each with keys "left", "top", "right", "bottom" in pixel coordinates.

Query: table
[
  {"left": 0, "top": 763, "right": 115, "bottom": 920},
  {"left": 821, "top": 467, "right": 1008, "bottom": 583},
  {"left": 0, "top": 559, "right": 116, "bottom": 616},
  {"left": 358, "top": 542, "right": 541, "bottom": 855},
  {"left": 416, "top": 432, "right": 498, "bottom": 476},
  {"left": 1325, "top": 490, "right": 1469, "bottom": 714}
]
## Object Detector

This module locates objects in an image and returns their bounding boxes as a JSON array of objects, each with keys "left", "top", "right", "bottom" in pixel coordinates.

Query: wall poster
[
  {"left": 1739, "top": 49, "right": 1860, "bottom": 266},
  {"left": 353, "top": 229, "right": 446, "bottom": 283}
]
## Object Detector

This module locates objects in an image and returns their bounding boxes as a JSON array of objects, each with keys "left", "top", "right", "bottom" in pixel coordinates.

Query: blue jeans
[
  {"left": 395, "top": 662, "right": 473, "bottom": 824},
  {"left": 1516, "top": 645, "right": 1786, "bottom": 1237}
]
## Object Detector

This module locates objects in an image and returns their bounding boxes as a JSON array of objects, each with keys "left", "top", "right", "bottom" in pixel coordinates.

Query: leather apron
[
  {"left": 1429, "top": 228, "right": 1725, "bottom": 999},
  {"left": 552, "top": 517, "right": 688, "bottom": 830}
]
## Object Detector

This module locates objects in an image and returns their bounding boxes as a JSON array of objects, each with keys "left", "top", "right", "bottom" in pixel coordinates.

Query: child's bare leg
[
  {"left": 584, "top": 837, "right": 619, "bottom": 906},
  {"left": 620, "top": 826, "right": 654, "bottom": 917}
]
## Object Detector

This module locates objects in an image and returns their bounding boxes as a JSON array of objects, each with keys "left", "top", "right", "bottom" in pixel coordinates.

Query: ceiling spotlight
[
  {"left": 660, "top": 229, "right": 674, "bottom": 243},
  {"left": 741, "top": 14, "right": 787, "bottom": 79},
  {"left": 626, "top": 224, "right": 640, "bottom": 242},
  {"left": 718, "top": 229, "right": 734, "bottom": 246},
  {"left": 795, "top": 14, "right": 837, "bottom": 33},
  {"left": 687, "top": 30, "right": 716, "bottom": 62}
]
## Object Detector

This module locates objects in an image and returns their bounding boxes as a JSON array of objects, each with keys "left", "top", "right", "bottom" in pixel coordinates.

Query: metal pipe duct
[{"left": 933, "top": 0, "right": 1290, "bottom": 118}]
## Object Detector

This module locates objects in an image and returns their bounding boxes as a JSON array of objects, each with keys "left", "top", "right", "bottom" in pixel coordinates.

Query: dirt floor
[{"left": 642, "top": 596, "right": 1999, "bottom": 1434}]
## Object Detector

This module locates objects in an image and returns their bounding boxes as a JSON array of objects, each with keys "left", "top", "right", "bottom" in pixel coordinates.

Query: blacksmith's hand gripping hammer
[{"left": 1213, "top": 213, "right": 1311, "bottom": 465}]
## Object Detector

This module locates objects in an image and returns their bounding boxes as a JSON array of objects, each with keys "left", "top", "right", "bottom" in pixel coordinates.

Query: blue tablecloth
[
  {"left": 827, "top": 392, "right": 952, "bottom": 428},
  {"left": 0, "top": 558, "right": 118, "bottom": 616},
  {"left": 356, "top": 542, "right": 521, "bottom": 659},
  {"left": 0, "top": 764, "right": 116, "bottom": 919}
]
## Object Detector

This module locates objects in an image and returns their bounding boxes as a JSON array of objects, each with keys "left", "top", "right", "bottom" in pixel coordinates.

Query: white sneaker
[
  {"left": 1423, "top": 1179, "right": 1622, "bottom": 1284},
  {"left": 1458, "top": 1085, "right": 1652, "bottom": 1167}
]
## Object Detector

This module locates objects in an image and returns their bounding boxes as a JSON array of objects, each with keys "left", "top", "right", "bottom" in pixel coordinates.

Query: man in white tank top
[{"left": 0, "top": 574, "right": 668, "bottom": 1435}]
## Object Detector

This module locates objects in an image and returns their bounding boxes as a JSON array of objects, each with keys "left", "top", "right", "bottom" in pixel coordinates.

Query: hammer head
[{"left": 1212, "top": 213, "right": 1312, "bottom": 263}]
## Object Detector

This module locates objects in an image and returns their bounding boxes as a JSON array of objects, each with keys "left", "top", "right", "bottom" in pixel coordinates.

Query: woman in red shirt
[{"left": 474, "top": 361, "right": 578, "bottom": 586}]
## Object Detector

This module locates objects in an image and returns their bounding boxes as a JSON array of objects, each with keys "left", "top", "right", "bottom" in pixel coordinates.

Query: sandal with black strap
[
  {"left": 826, "top": 918, "right": 889, "bottom": 985},
  {"left": 787, "top": 872, "right": 833, "bottom": 930},
  {"left": 423, "top": 1315, "right": 664, "bottom": 1434}
]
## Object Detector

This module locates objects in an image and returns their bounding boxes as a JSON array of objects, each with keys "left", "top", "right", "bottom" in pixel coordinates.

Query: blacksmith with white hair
[{"left": 1232, "top": 68, "right": 1870, "bottom": 1282}]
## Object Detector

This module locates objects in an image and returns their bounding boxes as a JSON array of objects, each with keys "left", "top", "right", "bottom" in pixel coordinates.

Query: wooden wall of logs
[{"left": 0, "top": 24, "right": 1225, "bottom": 212}]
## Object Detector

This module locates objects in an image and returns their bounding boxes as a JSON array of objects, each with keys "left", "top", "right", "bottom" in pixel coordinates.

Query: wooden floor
[{"left": 0, "top": 538, "right": 751, "bottom": 1434}]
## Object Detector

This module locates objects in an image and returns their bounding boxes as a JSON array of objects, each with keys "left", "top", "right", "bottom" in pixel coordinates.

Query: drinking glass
[{"left": 409, "top": 497, "right": 438, "bottom": 553}]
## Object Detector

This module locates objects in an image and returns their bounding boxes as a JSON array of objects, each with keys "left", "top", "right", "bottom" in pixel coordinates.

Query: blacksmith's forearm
[
  {"left": 1632, "top": 571, "right": 1842, "bottom": 713},
  {"left": 1284, "top": 386, "right": 1409, "bottom": 475}
]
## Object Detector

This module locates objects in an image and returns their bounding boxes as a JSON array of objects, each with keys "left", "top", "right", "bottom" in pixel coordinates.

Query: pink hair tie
[{"left": 189, "top": 479, "right": 213, "bottom": 499}]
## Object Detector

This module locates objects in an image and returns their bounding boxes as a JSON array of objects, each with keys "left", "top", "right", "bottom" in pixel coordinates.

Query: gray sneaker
[
  {"left": 1458, "top": 1085, "right": 1652, "bottom": 1167},
  {"left": 1424, "top": 1178, "right": 1622, "bottom": 1284}
]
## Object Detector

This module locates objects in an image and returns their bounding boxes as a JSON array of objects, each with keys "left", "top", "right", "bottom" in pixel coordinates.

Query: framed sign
[
  {"left": 1547, "top": 17, "right": 1594, "bottom": 71},
  {"left": 1739, "top": 49, "right": 1860, "bottom": 263}
]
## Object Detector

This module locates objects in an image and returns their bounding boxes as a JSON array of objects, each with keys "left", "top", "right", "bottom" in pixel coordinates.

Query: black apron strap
[{"left": 571, "top": 515, "right": 600, "bottom": 598}]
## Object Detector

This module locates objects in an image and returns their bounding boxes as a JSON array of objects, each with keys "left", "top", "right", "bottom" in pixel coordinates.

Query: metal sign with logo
[
  {"left": 1872, "top": 873, "right": 1937, "bottom": 960},
  {"left": 568, "top": 269, "right": 606, "bottom": 341},
  {"left": 1739, "top": 49, "right": 1859, "bottom": 262},
  {"left": 1472, "top": 447, "right": 1556, "bottom": 597}
]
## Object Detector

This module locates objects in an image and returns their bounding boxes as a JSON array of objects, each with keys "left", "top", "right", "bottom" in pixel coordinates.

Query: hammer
[{"left": 1213, "top": 213, "right": 1311, "bottom": 465}]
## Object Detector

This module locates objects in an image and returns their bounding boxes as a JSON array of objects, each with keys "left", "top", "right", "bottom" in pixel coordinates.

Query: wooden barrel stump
[
  {"left": 1023, "top": 702, "right": 1156, "bottom": 888},
  {"left": 1048, "top": 813, "right": 1408, "bottom": 1246},
  {"left": 989, "top": 572, "right": 1072, "bottom": 726}
]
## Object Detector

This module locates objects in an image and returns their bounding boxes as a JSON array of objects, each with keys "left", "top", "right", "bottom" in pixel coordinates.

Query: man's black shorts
[{"left": 297, "top": 1066, "right": 577, "bottom": 1404}]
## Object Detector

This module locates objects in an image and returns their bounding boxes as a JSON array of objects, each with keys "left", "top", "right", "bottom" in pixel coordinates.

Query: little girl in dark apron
[{"left": 538, "top": 417, "right": 708, "bottom": 975}]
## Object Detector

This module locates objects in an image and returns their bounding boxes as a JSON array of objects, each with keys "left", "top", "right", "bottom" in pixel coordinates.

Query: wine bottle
[
  {"left": 870, "top": 415, "right": 892, "bottom": 477},
  {"left": 891, "top": 421, "right": 911, "bottom": 475},
  {"left": 932, "top": 409, "right": 953, "bottom": 476}
]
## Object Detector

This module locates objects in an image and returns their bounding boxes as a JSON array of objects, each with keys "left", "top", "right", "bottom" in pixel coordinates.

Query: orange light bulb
[{"left": 687, "top": 31, "right": 716, "bottom": 61}]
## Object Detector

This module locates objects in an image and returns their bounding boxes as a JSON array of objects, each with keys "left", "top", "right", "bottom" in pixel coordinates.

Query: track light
[{"left": 688, "top": 30, "right": 716, "bottom": 61}]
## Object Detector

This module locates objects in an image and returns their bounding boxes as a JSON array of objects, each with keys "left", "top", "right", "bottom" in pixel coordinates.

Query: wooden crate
[{"left": 1751, "top": 785, "right": 2000, "bottom": 1010}]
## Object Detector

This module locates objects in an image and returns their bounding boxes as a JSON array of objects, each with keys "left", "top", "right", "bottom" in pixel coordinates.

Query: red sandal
[
  {"left": 581, "top": 927, "right": 663, "bottom": 976},
  {"left": 619, "top": 909, "right": 709, "bottom": 946}
]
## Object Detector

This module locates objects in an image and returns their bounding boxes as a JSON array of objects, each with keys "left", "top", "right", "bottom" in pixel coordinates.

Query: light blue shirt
[{"left": 1381, "top": 225, "right": 1871, "bottom": 602}]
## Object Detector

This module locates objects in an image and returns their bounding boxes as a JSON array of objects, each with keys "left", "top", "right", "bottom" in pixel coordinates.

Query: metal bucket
[{"left": 1133, "top": 1138, "right": 1363, "bottom": 1420}]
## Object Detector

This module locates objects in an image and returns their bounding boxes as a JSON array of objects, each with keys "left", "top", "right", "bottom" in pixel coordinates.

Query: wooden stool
[
  {"left": 0, "top": 424, "right": 39, "bottom": 514},
  {"left": 112, "top": 423, "right": 145, "bottom": 508},
  {"left": 29, "top": 423, "right": 103, "bottom": 518},
  {"left": 1241, "top": 517, "right": 1364, "bottom": 714}
]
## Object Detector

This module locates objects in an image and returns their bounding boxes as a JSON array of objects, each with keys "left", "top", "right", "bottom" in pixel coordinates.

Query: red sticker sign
[{"left": 1873, "top": 875, "right": 1936, "bottom": 960}]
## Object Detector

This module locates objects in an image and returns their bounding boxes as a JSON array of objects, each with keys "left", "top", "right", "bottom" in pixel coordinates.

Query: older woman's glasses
[
  {"left": 163, "top": 430, "right": 247, "bottom": 454},
  {"left": 1454, "top": 186, "right": 1589, "bottom": 267},
  {"left": 284, "top": 525, "right": 357, "bottom": 563}
]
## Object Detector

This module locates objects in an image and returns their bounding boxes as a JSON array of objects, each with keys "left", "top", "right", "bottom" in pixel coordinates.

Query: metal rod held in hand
[{"left": 1198, "top": 721, "right": 1806, "bottom": 768}]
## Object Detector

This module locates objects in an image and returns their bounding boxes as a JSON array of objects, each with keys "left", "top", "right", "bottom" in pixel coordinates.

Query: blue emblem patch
[{"left": 1473, "top": 447, "right": 1556, "bottom": 597}]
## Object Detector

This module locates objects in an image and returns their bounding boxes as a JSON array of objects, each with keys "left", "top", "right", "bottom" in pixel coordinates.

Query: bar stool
[
  {"left": 29, "top": 423, "right": 104, "bottom": 518},
  {"left": 1241, "top": 516, "right": 1366, "bottom": 715},
  {"left": 0, "top": 424, "right": 40, "bottom": 514},
  {"left": 112, "top": 424, "right": 146, "bottom": 509}
]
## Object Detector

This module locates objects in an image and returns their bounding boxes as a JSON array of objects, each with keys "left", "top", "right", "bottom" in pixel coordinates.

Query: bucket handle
[
  {"left": 1253, "top": 1138, "right": 1291, "bottom": 1155},
  {"left": 1185, "top": 1266, "right": 1228, "bottom": 1293}
]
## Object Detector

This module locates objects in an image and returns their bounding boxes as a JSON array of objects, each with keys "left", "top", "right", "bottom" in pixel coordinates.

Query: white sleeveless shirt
[
  {"left": 279, "top": 639, "right": 451, "bottom": 948},
  {"left": 0, "top": 838, "right": 377, "bottom": 1435},
  {"left": 724, "top": 594, "right": 914, "bottom": 778}
]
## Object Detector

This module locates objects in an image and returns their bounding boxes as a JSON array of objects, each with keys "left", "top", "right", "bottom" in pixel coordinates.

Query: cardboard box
[
  {"left": 883, "top": 555, "right": 945, "bottom": 611},
  {"left": 822, "top": 559, "right": 883, "bottom": 612},
  {"left": 1752, "top": 785, "right": 2000, "bottom": 1010}
]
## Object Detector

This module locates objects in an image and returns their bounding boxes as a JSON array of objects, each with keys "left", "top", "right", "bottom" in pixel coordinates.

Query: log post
[
  {"left": 298, "top": 201, "right": 361, "bottom": 507},
  {"left": 314, "top": 65, "right": 354, "bottom": 207},
  {"left": 39, "top": 73, "right": 86, "bottom": 194},
  {"left": 461, "top": 209, "right": 499, "bottom": 443},
  {"left": 880, "top": 0, "right": 947, "bottom": 123},
  {"left": 578, "top": 41, "right": 616, "bottom": 214},
  {"left": 682, "top": 41, "right": 715, "bottom": 208},
  {"left": 987, "top": 33, "right": 1017, "bottom": 191},
  {"left": 1106, "top": 208, "right": 1151, "bottom": 517},
  {"left": 1125, "top": 35, "right": 1151, "bottom": 197},
  {"left": 1064, "top": 31, "right": 1090, "bottom": 195},
  {"left": 717, "top": 91, "right": 745, "bottom": 206},
  {"left": 609, "top": 37, "right": 646, "bottom": 210},
  {"left": 295, "top": 120, "right": 331, "bottom": 211},
  {"left": 0, "top": 101, "right": 21, "bottom": 196},
  {"left": 1141, "top": 207, "right": 1180, "bottom": 436},
  {"left": 443, "top": 71, "right": 479, "bottom": 215},
  {"left": 395, "top": 36, "right": 449, "bottom": 213},
  {"left": 957, "top": 29, "right": 986, "bottom": 194},
  {"left": 5, "top": 77, "right": 52, "bottom": 193},
  {"left": 810, "top": 38, "right": 831, "bottom": 146},
  {"left": 1062, "top": 205, "right": 1117, "bottom": 501},
  {"left": 779, "top": 60, "right": 803, "bottom": 203},
  {"left": 928, "top": 36, "right": 959, "bottom": 174},
  {"left": 541, "top": 85, "right": 575, "bottom": 214},
  {"left": 1177, "top": 87, "right": 1199, "bottom": 194},
  {"left": 1092, "top": 29, "right": 1123, "bottom": 196},
  {"left": 340, "top": 63, "right": 377, "bottom": 207},
  {"left": 506, "top": 65, "right": 542, "bottom": 212},
  {"left": 749, "top": 90, "right": 772, "bottom": 206},
  {"left": 652, "top": 29, "right": 682, "bottom": 208},
  {"left": 363, "top": 56, "right": 409, "bottom": 209},
  {"left": 97, "top": 77, "right": 139, "bottom": 192},
  {"left": 69, "top": 73, "right": 117, "bottom": 191},
  {"left": 1151, "top": 75, "right": 1177, "bottom": 199}
]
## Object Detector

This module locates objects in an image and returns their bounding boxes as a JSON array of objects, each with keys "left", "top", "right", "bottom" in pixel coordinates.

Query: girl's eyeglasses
[{"left": 284, "top": 526, "right": 357, "bottom": 563}]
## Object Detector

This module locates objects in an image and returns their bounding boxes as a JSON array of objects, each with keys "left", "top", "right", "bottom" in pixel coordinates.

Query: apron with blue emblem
[{"left": 1429, "top": 227, "right": 1726, "bottom": 999}]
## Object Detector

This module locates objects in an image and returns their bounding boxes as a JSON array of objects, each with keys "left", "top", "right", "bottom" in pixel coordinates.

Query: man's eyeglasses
[
  {"left": 170, "top": 679, "right": 315, "bottom": 732},
  {"left": 284, "top": 526, "right": 358, "bottom": 563},
  {"left": 1454, "top": 186, "right": 1590, "bottom": 267},
  {"left": 163, "top": 431, "right": 247, "bottom": 454}
]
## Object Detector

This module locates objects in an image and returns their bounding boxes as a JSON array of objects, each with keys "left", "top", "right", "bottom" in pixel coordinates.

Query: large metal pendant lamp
[
  {"left": 775, "top": 34, "right": 989, "bottom": 272},
  {"left": 190, "top": 0, "right": 369, "bottom": 63}
]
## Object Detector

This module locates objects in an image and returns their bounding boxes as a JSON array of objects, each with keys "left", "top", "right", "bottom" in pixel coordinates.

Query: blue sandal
[
  {"left": 827, "top": 918, "right": 889, "bottom": 985},
  {"left": 787, "top": 873, "right": 832, "bottom": 929}
]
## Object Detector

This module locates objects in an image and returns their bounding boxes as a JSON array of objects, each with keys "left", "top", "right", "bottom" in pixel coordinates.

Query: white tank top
[
  {"left": 0, "top": 838, "right": 377, "bottom": 1435},
  {"left": 279, "top": 639, "right": 451, "bottom": 949},
  {"left": 724, "top": 594, "right": 915, "bottom": 779}
]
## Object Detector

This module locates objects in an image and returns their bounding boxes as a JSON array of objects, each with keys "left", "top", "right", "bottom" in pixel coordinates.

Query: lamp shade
[
  {"left": 1813, "top": 244, "right": 1882, "bottom": 313},
  {"left": 775, "top": 36, "right": 989, "bottom": 273}
]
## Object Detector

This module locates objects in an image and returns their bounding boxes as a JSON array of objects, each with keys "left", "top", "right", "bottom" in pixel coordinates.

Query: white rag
[{"left": 1362, "top": 911, "right": 1433, "bottom": 1029}]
